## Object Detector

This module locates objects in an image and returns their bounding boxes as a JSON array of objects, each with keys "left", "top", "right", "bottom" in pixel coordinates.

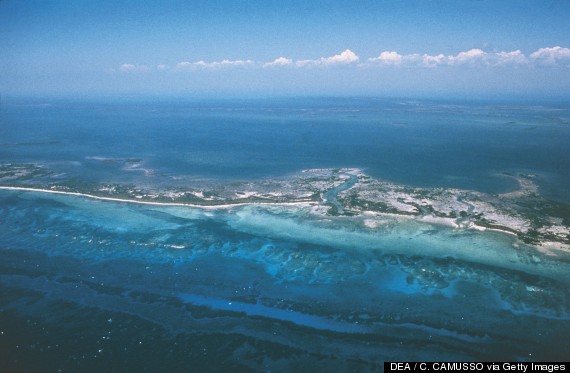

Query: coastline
[
  {"left": 360, "top": 209, "right": 521, "bottom": 238},
  {"left": 2, "top": 163, "right": 569, "bottom": 255},
  {"left": 0, "top": 184, "right": 557, "bottom": 252},
  {"left": 0, "top": 185, "right": 316, "bottom": 210}
]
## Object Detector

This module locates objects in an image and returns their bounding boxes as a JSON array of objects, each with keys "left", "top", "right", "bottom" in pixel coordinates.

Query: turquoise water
[{"left": 0, "top": 97, "right": 569, "bottom": 371}]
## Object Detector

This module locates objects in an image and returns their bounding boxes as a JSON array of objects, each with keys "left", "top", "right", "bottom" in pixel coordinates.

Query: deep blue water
[
  {"left": 2, "top": 97, "right": 569, "bottom": 198},
  {"left": 1, "top": 97, "right": 569, "bottom": 371}
]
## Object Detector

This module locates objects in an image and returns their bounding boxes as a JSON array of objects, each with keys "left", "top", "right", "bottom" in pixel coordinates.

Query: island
[{"left": 1, "top": 163, "right": 568, "bottom": 254}]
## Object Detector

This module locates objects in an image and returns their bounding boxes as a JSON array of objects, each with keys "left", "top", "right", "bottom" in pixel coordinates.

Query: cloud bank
[
  {"left": 367, "top": 48, "right": 534, "bottom": 67},
  {"left": 119, "top": 46, "right": 570, "bottom": 73},
  {"left": 295, "top": 49, "right": 359, "bottom": 67},
  {"left": 175, "top": 59, "right": 255, "bottom": 70},
  {"left": 263, "top": 57, "right": 293, "bottom": 68},
  {"left": 530, "top": 46, "right": 570, "bottom": 65},
  {"left": 368, "top": 51, "right": 403, "bottom": 65}
]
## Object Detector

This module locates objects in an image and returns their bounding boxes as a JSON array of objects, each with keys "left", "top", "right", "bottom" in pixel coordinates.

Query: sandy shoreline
[
  {"left": 0, "top": 186, "right": 316, "bottom": 210},
  {"left": 0, "top": 186, "right": 522, "bottom": 236},
  {"left": 359, "top": 209, "right": 522, "bottom": 238},
  {"left": 1, "top": 185, "right": 564, "bottom": 251}
]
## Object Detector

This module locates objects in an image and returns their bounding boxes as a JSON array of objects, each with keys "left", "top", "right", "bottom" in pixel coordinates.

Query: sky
[{"left": 1, "top": 0, "right": 570, "bottom": 99}]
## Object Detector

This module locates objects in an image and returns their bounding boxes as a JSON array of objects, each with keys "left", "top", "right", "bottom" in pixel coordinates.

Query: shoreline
[
  {"left": 361, "top": 209, "right": 520, "bottom": 238},
  {"left": 0, "top": 185, "right": 539, "bottom": 237},
  {"left": 1, "top": 185, "right": 566, "bottom": 252},
  {"left": 0, "top": 186, "right": 316, "bottom": 210}
]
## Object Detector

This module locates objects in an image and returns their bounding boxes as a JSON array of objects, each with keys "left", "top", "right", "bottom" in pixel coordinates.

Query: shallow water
[
  {"left": 1, "top": 97, "right": 569, "bottom": 371},
  {"left": 1, "top": 189, "right": 569, "bottom": 371}
]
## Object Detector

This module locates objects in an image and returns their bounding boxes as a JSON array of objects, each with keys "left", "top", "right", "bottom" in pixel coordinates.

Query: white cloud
[
  {"left": 368, "top": 51, "right": 443, "bottom": 67},
  {"left": 175, "top": 61, "right": 194, "bottom": 70},
  {"left": 217, "top": 59, "right": 255, "bottom": 67},
  {"left": 175, "top": 59, "right": 255, "bottom": 70},
  {"left": 193, "top": 60, "right": 208, "bottom": 68},
  {"left": 124, "top": 45, "right": 570, "bottom": 74},
  {"left": 325, "top": 49, "right": 359, "bottom": 64},
  {"left": 263, "top": 57, "right": 293, "bottom": 68},
  {"left": 494, "top": 50, "right": 527, "bottom": 65},
  {"left": 530, "top": 46, "right": 570, "bottom": 65},
  {"left": 295, "top": 59, "right": 313, "bottom": 67},
  {"left": 448, "top": 49, "right": 487, "bottom": 65},
  {"left": 119, "top": 63, "right": 151, "bottom": 73},
  {"left": 296, "top": 49, "right": 359, "bottom": 67},
  {"left": 120, "top": 63, "right": 137, "bottom": 72},
  {"left": 366, "top": 49, "right": 529, "bottom": 68},
  {"left": 446, "top": 49, "right": 529, "bottom": 67},
  {"left": 422, "top": 53, "right": 446, "bottom": 67},
  {"left": 368, "top": 51, "right": 403, "bottom": 65}
]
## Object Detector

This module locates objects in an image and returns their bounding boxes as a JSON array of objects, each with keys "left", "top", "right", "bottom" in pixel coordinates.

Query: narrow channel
[{"left": 323, "top": 173, "right": 358, "bottom": 214}]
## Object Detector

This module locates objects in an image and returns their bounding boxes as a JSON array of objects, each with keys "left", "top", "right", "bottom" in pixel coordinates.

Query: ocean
[{"left": 0, "top": 96, "right": 569, "bottom": 371}]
